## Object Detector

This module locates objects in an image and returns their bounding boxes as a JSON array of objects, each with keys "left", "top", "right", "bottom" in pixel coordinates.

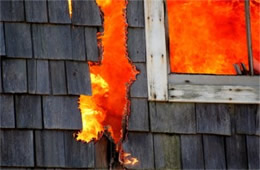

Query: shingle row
[{"left": 0, "top": 94, "right": 82, "bottom": 130}]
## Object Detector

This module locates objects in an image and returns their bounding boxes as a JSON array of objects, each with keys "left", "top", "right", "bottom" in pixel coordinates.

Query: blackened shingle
[
  {"left": 35, "top": 130, "right": 65, "bottom": 167},
  {"left": 235, "top": 104, "right": 257, "bottom": 135},
  {"left": 15, "top": 95, "right": 42, "bottom": 129},
  {"left": 181, "top": 135, "right": 204, "bottom": 169},
  {"left": 0, "top": 0, "right": 24, "bottom": 21},
  {"left": 150, "top": 102, "right": 196, "bottom": 133},
  {"left": 196, "top": 103, "right": 231, "bottom": 135},
  {"left": 94, "top": 136, "right": 109, "bottom": 169},
  {"left": 50, "top": 61, "right": 67, "bottom": 95},
  {"left": 32, "top": 24, "right": 73, "bottom": 60},
  {"left": 85, "top": 27, "right": 99, "bottom": 62},
  {"left": 2, "top": 59, "right": 27, "bottom": 93},
  {"left": 128, "top": 98, "right": 149, "bottom": 131},
  {"left": 246, "top": 135, "right": 260, "bottom": 169},
  {"left": 72, "top": 26, "right": 86, "bottom": 61},
  {"left": 72, "top": 0, "right": 101, "bottom": 26},
  {"left": 226, "top": 135, "right": 248, "bottom": 169},
  {"left": 127, "top": 0, "right": 145, "bottom": 27},
  {"left": 128, "top": 28, "right": 146, "bottom": 62},
  {"left": 43, "top": 96, "right": 82, "bottom": 130},
  {"left": 25, "top": 0, "right": 48, "bottom": 23},
  {"left": 27, "top": 60, "right": 50, "bottom": 94},
  {"left": 5, "top": 23, "right": 32, "bottom": 58},
  {"left": 64, "top": 131, "right": 95, "bottom": 168},
  {"left": 0, "top": 22, "right": 5, "bottom": 55},
  {"left": 130, "top": 63, "right": 148, "bottom": 97},
  {"left": 0, "top": 130, "right": 34, "bottom": 167},
  {"left": 153, "top": 134, "right": 181, "bottom": 169},
  {"left": 48, "top": 0, "right": 71, "bottom": 24},
  {"left": 0, "top": 95, "right": 15, "bottom": 128},
  {"left": 203, "top": 135, "right": 226, "bottom": 169},
  {"left": 123, "top": 132, "right": 154, "bottom": 169},
  {"left": 66, "top": 61, "right": 91, "bottom": 95}
]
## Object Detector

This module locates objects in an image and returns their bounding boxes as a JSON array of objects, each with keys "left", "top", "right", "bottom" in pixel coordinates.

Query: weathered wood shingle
[
  {"left": 0, "top": 130, "right": 34, "bottom": 167},
  {"left": 72, "top": 26, "right": 86, "bottom": 61},
  {"left": 130, "top": 63, "right": 148, "bottom": 97},
  {"left": 85, "top": 27, "right": 99, "bottom": 62},
  {"left": 66, "top": 61, "right": 91, "bottom": 95},
  {"left": 48, "top": 0, "right": 71, "bottom": 24},
  {"left": 128, "top": 28, "right": 146, "bottom": 62},
  {"left": 2, "top": 59, "right": 27, "bottom": 93},
  {"left": 25, "top": 0, "right": 48, "bottom": 23},
  {"left": 127, "top": 0, "right": 145, "bottom": 27},
  {"left": 0, "top": 0, "right": 24, "bottom": 21},
  {"left": 150, "top": 102, "right": 196, "bottom": 133},
  {"left": 5, "top": 23, "right": 32, "bottom": 58},
  {"left": 15, "top": 95, "right": 42, "bottom": 129},
  {"left": 246, "top": 135, "right": 260, "bottom": 169},
  {"left": 43, "top": 96, "right": 82, "bottom": 130},
  {"left": 257, "top": 106, "right": 260, "bottom": 135},
  {"left": 196, "top": 103, "right": 231, "bottom": 135},
  {"left": 50, "top": 61, "right": 67, "bottom": 95},
  {"left": 0, "top": 22, "right": 5, "bottom": 55},
  {"left": 0, "top": 95, "right": 15, "bottom": 128},
  {"left": 153, "top": 134, "right": 181, "bottom": 169}
]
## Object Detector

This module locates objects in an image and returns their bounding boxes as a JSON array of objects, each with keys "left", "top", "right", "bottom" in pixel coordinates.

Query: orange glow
[
  {"left": 120, "top": 152, "right": 139, "bottom": 166},
  {"left": 167, "top": 0, "right": 250, "bottom": 74},
  {"left": 68, "top": 0, "right": 72, "bottom": 18},
  {"left": 77, "top": 0, "right": 138, "bottom": 144},
  {"left": 251, "top": 0, "right": 260, "bottom": 68}
]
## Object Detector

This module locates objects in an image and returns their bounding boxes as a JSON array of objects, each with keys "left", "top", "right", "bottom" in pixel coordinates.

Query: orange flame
[
  {"left": 167, "top": 0, "right": 259, "bottom": 75},
  {"left": 77, "top": 0, "right": 138, "bottom": 144},
  {"left": 251, "top": 0, "right": 260, "bottom": 69},
  {"left": 68, "top": 0, "right": 72, "bottom": 18},
  {"left": 122, "top": 152, "right": 139, "bottom": 166}
]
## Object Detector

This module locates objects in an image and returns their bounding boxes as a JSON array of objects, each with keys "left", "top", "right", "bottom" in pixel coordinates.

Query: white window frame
[{"left": 144, "top": 0, "right": 260, "bottom": 104}]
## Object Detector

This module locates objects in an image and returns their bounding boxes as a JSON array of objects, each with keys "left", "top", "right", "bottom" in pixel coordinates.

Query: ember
[
  {"left": 167, "top": 0, "right": 259, "bottom": 75},
  {"left": 121, "top": 152, "right": 139, "bottom": 166}
]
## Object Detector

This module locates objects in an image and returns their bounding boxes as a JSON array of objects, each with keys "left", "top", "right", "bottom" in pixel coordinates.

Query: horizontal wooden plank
[{"left": 169, "top": 84, "right": 259, "bottom": 104}]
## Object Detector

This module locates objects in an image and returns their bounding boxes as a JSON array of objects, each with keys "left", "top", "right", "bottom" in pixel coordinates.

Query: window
[{"left": 144, "top": 0, "right": 259, "bottom": 103}]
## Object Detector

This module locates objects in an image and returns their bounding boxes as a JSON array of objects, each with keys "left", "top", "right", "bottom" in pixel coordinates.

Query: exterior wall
[{"left": 0, "top": 0, "right": 259, "bottom": 169}]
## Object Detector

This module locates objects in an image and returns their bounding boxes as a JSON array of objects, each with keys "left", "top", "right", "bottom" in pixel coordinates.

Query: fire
[
  {"left": 167, "top": 0, "right": 259, "bottom": 75},
  {"left": 121, "top": 152, "right": 139, "bottom": 166},
  {"left": 77, "top": 0, "right": 138, "bottom": 145},
  {"left": 251, "top": 0, "right": 260, "bottom": 69},
  {"left": 68, "top": 0, "right": 72, "bottom": 18}
]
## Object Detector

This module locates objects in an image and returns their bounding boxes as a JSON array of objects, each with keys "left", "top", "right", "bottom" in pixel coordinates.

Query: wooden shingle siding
[
  {"left": 4, "top": 23, "right": 32, "bottom": 58},
  {"left": 48, "top": 0, "right": 71, "bottom": 24},
  {"left": 0, "top": 59, "right": 2, "bottom": 92},
  {"left": 0, "top": 95, "right": 15, "bottom": 128},
  {"left": 85, "top": 27, "right": 99, "bottom": 62},
  {"left": 0, "top": 23, "right": 5, "bottom": 56},
  {"left": 153, "top": 134, "right": 181, "bottom": 169},
  {"left": 15, "top": 95, "right": 42, "bottom": 129},
  {"left": 2, "top": 59, "right": 27, "bottom": 93},
  {"left": 256, "top": 106, "right": 260, "bottom": 135},
  {"left": 127, "top": 28, "right": 146, "bottom": 62},
  {"left": 127, "top": 0, "right": 145, "bottom": 27},
  {"left": 0, "top": 130, "right": 34, "bottom": 167},
  {"left": 25, "top": 0, "right": 48, "bottom": 23},
  {"left": 0, "top": 0, "right": 24, "bottom": 21},
  {"left": 49, "top": 61, "right": 67, "bottom": 95},
  {"left": 128, "top": 98, "right": 149, "bottom": 131},
  {"left": 246, "top": 135, "right": 260, "bottom": 169},
  {"left": 71, "top": 0, "right": 102, "bottom": 26},
  {"left": 43, "top": 96, "right": 82, "bottom": 130},
  {"left": 196, "top": 104, "right": 231, "bottom": 135},
  {"left": 72, "top": 26, "right": 86, "bottom": 61}
]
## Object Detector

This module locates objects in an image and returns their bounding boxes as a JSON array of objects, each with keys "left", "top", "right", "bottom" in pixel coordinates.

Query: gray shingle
[
  {"left": 196, "top": 103, "right": 231, "bottom": 135},
  {"left": 128, "top": 98, "right": 149, "bottom": 131},
  {"left": 0, "top": 58, "right": 2, "bottom": 92},
  {"left": 0, "top": 0, "right": 24, "bottom": 21},
  {"left": 35, "top": 130, "right": 65, "bottom": 167},
  {"left": 27, "top": 60, "right": 50, "bottom": 94},
  {"left": 94, "top": 136, "right": 109, "bottom": 169},
  {"left": 15, "top": 95, "right": 42, "bottom": 129},
  {"left": 72, "top": 0, "right": 102, "bottom": 26},
  {"left": 0, "top": 95, "right": 15, "bottom": 128},
  {"left": 226, "top": 135, "right": 248, "bottom": 169},
  {"left": 5, "top": 23, "right": 32, "bottom": 58},
  {"left": 72, "top": 26, "right": 86, "bottom": 61},
  {"left": 127, "top": 0, "right": 145, "bottom": 27},
  {"left": 25, "top": 0, "right": 48, "bottom": 23},
  {"left": 181, "top": 135, "right": 204, "bottom": 169},
  {"left": 203, "top": 135, "right": 226, "bottom": 169},
  {"left": 235, "top": 104, "right": 257, "bottom": 135},
  {"left": 150, "top": 102, "right": 196, "bottom": 133},
  {"left": 246, "top": 135, "right": 260, "bottom": 169},
  {"left": 0, "top": 22, "right": 5, "bottom": 55},
  {"left": 153, "top": 134, "right": 181, "bottom": 169},
  {"left": 32, "top": 24, "right": 73, "bottom": 60},
  {"left": 130, "top": 63, "right": 148, "bottom": 97},
  {"left": 50, "top": 61, "right": 67, "bottom": 95},
  {"left": 0, "top": 130, "right": 34, "bottom": 167},
  {"left": 66, "top": 61, "right": 91, "bottom": 95},
  {"left": 85, "top": 27, "right": 99, "bottom": 62},
  {"left": 64, "top": 131, "right": 95, "bottom": 168},
  {"left": 43, "top": 96, "right": 82, "bottom": 130},
  {"left": 128, "top": 28, "right": 146, "bottom": 62},
  {"left": 48, "top": 0, "right": 71, "bottom": 24},
  {"left": 2, "top": 59, "right": 27, "bottom": 93},
  {"left": 123, "top": 132, "right": 154, "bottom": 169},
  {"left": 257, "top": 106, "right": 260, "bottom": 135}
]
